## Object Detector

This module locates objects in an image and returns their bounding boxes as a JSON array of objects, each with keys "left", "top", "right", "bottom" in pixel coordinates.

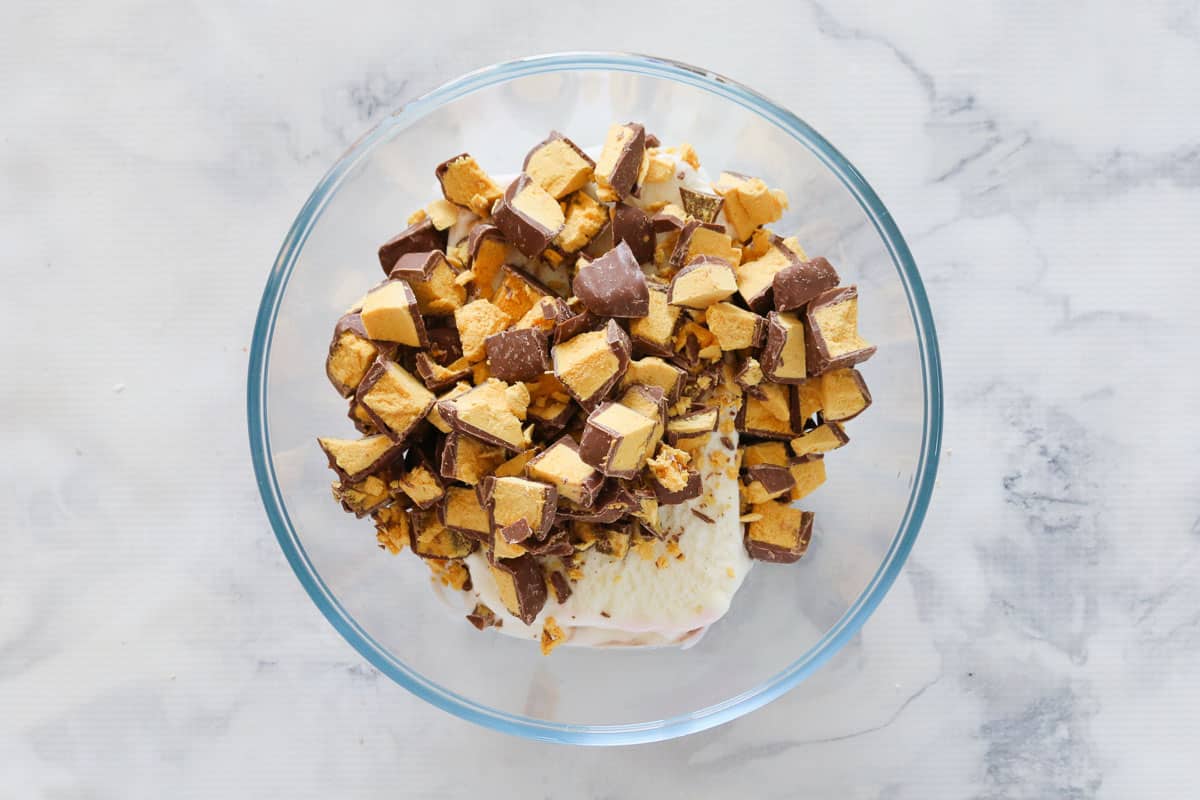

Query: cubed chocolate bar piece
[
  {"left": 741, "top": 463, "right": 795, "bottom": 504},
  {"left": 488, "top": 553, "right": 548, "bottom": 624},
  {"left": 440, "top": 486, "right": 491, "bottom": 541},
  {"left": 435, "top": 153, "right": 502, "bottom": 216},
  {"left": 628, "top": 282, "right": 682, "bottom": 357},
  {"left": 705, "top": 302, "right": 766, "bottom": 351},
  {"left": 665, "top": 406, "right": 718, "bottom": 445},
  {"left": 594, "top": 122, "right": 646, "bottom": 201},
  {"left": 579, "top": 401, "right": 659, "bottom": 479},
  {"left": 326, "top": 313, "right": 388, "bottom": 397},
  {"left": 481, "top": 476, "right": 557, "bottom": 543},
  {"left": 773, "top": 257, "right": 840, "bottom": 312},
  {"left": 526, "top": 435, "right": 605, "bottom": 507},
  {"left": 551, "top": 319, "right": 631, "bottom": 409},
  {"left": 735, "top": 381, "right": 796, "bottom": 440},
  {"left": 612, "top": 203, "right": 655, "bottom": 264},
  {"left": 617, "top": 384, "right": 667, "bottom": 442},
  {"left": 388, "top": 250, "right": 467, "bottom": 315},
  {"left": 621, "top": 356, "right": 686, "bottom": 402},
  {"left": 359, "top": 280, "right": 429, "bottom": 347},
  {"left": 735, "top": 237, "right": 802, "bottom": 313},
  {"left": 330, "top": 473, "right": 392, "bottom": 518},
  {"left": 439, "top": 433, "right": 506, "bottom": 486},
  {"left": 760, "top": 311, "right": 808, "bottom": 384},
  {"left": 453, "top": 298, "right": 512, "bottom": 362},
  {"left": 572, "top": 241, "right": 649, "bottom": 318},
  {"left": 492, "top": 174, "right": 565, "bottom": 258},
  {"left": 378, "top": 216, "right": 446, "bottom": 275},
  {"left": 485, "top": 327, "right": 550, "bottom": 383},
  {"left": 714, "top": 172, "right": 789, "bottom": 241},
  {"left": 805, "top": 286, "right": 876, "bottom": 374},
  {"left": 523, "top": 131, "right": 595, "bottom": 199},
  {"left": 790, "top": 422, "right": 849, "bottom": 457},
  {"left": 355, "top": 359, "right": 437, "bottom": 442},
  {"left": 679, "top": 186, "right": 724, "bottom": 224},
  {"left": 667, "top": 256, "right": 738, "bottom": 308},
  {"left": 408, "top": 508, "right": 476, "bottom": 560},
  {"left": 317, "top": 433, "right": 404, "bottom": 483},
  {"left": 744, "top": 503, "right": 813, "bottom": 564},
  {"left": 788, "top": 455, "right": 827, "bottom": 501},
  {"left": 669, "top": 220, "right": 742, "bottom": 269},
  {"left": 439, "top": 378, "right": 530, "bottom": 451},
  {"left": 652, "top": 468, "right": 702, "bottom": 505},
  {"left": 818, "top": 367, "right": 872, "bottom": 421}
]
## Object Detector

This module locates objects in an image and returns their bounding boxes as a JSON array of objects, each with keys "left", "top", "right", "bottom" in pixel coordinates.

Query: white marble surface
[{"left": 3, "top": 1, "right": 1198, "bottom": 796}]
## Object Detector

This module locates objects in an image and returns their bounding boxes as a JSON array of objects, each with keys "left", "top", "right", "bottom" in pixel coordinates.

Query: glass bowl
[{"left": 247, "top": 52, "right": 942, "bottom": 744}]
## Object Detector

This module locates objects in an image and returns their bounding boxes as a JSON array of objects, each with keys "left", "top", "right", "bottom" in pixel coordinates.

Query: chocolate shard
[
  {"left": 582, "top": 219, "right": 615, "bottom": 260},
  {"left": 378, "top": 216, "right": 446, "bottom": 275},
  {"left": 557, "top": 484, "right": 639, "bottom": 524},
  {"left": 551, "top": 319, "right": 631, "bottom": 409},
  {"left": 594, "top": 122, "right": 646, "bottom": 201},
  {"left": 466, "top": 602, "right": 500, "bottom": 630},
  {"left": 572, "top": 241, "right": 650, "bottom": 318},
  {"left": 628, "top": 281, "right": 683, "bottom": 357},
  {"left": 408, "top": 508, "right": 477, "bottom": 560},
  {"left": 485, "top": 327, "right": 551, "bottom": 383},
  {"left": 611, "top": 203, "right": 655, "bottom": 264},
  {"left": 523, "top": 528, "right": 574, "bottom": 557},
  {"left": 679, "top": 186, "right": 725, "bottom": 224},
  {"left": 553, "top": 308, "right": 604, "bottom": 346},
  {"left": 326, "top": 312, "right": 391, "bottom": 398},
  {"left": 549, "top": 570, "right": 573, "bottom": 604},
  {"left": 744, "top": 504, "right": 813, "bottom": 564},
  {"left": 358, "top": 280, "right": 429, "bottom": 348},
  {"left": 759, "top": 311, "right": 808, "bottom": 384},
  {"left": 414, "top": 352, "right": 472, "bottom": 391},
  {"left": 388, "top": 250, "right": 466, "bottom": 315},
  {"left": 355, "top": 359, "right": 437, "bottom": 443},
  {"left": 804, "top": 285, "right": 876, "bottom": 374},
  {"left": 579, "top": 401, "right": 659, "bottom": 479},
  {"left": 492, "top": 173, "right": 565, "bottom": 258},
  {"left": 652, "top": 468, "right": 702, "bottom": 505},
  {"left": 773, "top": 256, "right": 840, "bottom": 312},
  {"left": 667, "top": 256, "right": 738, "bottom": 309},
  {"left": 425, "top": 324, "right": 464, "bottom": 365},
  {"left": 488, "top": 553, "right": 548, "bottom": 624},
  {"left": 522, "top": 131, "right": 595, "bottom": 199},
  {"left": 526, "top": 435, "right": 606, "bottom": 508},
  {"left": 482, "top": 476, "right": 558, "bottom": 543}
]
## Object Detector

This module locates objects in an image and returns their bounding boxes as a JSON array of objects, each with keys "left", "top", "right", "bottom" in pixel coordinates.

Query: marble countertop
[{"left": 4, "top": 1, "right": 1197, "bottom": 796}]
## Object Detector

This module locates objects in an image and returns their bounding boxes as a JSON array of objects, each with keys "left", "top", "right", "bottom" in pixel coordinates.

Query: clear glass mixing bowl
[{"left": 247, "top": 52, "right": 942, "bottom": 744}]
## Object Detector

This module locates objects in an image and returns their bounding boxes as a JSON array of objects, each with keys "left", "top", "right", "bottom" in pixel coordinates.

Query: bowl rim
[{"left": 247, "top": 51, "right": 943, "bottom": 745}]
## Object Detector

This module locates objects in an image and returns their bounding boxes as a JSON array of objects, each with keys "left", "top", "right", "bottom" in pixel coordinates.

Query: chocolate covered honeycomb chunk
[
  {"left": 439, "top": 378, "right": 530, "bottom": 451},
  {"left": 435, "top": 152, "right": 502, "bottom": 216},
  {"left": 741, "top": 463, "right": 795, "bottom": 504},
  {"left": 414, "top": 352, "right": 472, "bottom": 391},
  {"left": 440, "top": 486, "right": 490, "bottom": 540},
  {"left": 555, "top": 190, "right": 608, "bottom": 253},
  {"left": 818, "top": 368, "right": 872, "bottom": 421},
  {"left": 331, "top": 473, "right": 391, "bottom": 518},
  {"left": 378, "top": 216, "right": 446, "bottom": 274},
  {"left": 740, "top": 441, "right": 791, "bottom": 468},
  {"left": 526, "top": 435, "right": 605, "bottom": 507},
  {"left": 489, "top": 553, "right": 548, "bottom": 624},
  {"left": 523, "top": 131, "right": 595, "bottom": 199},
  {"left": 426, "top": 381, "right": 470, "bottom": 434},
  {"left": 467, "top": 223, "right": 508, "bottom": 295},
  {"left": 652, "top": 468, "right": 702, "bottom": 505},
  {"left": 388, "top": 250, "right": 466, "bottom": 315},
  {"left": 485, "top": 327, "right": 550, "bottom": 383},
  {"left": 408, "top": 508, "right": 476, "bottom": 560},
  {"left": 355, "top": 359, "right": 436, "bottom": 442},
  {"left": 629, "top": 282, "right": 683, "bottom": 357},
  {"left": 735, "top": 236, "right": 802, "bottom": 313},
  {"left": 326, "top": 313, "right": 386, "bottom": 397},
  {"left": 454, "top": 298, "right": 512, "bottom": 362},
  {"left": 679, "top": 186, "right": 724, "bottom": 224},
  {"left": 466, "top": 602, "right": 500, "bottom": 630},
  {"left": 621, "top": 356, "right": 686, "bottom": 402},
  {"left": 617, "top": 384, "right": 667, "bottom": 441},
  {"left": 735, "top": 381, "right": 795, "bottom": 440},
  {"left": 760, "top": 311, "right": 808, "bottom": 384},
  {"left": 612, "top": 202, "right": 655, "bottom": 264},
  {"left": 491, "top": 265, "right": 552, "bottom": 324},
  {"left": 392, "top": 452, "right": 446, "bottom": 510},
  {"left": 805, "top": 286, "right": 877, "bottom": 374},
  {"left": 439, "top": 432, "right": 506, "bottom": 486},
  {"left": 773, "top": 256, "right": 840, "bottom": 312},
  {"left": 551, "top": 319, "right": 631, "bottom": 409},
  {"left": 744, "top": 503, "right": 813, "bottom": 564},
  {"left": 481, "top": 476, "right": 558, "bottom": 544},
  {"left": 594, "top": 122, "right": 645, "bottom": 201},
  {"left": 705, "top": 302, "right": 766, "bottom": 352},
  {"left": 714, "top": 171, "right": 788, "bottom": 241},
  {"left": 646, "top": 443, "right": 691, "bottom": 493},
  {"left": 572, "top": 241, "right": 649, "bottom": 318},
  {"left": 579, "top": 401, "right": 659, "bottom": 479},
  {"left": 665, "top": 406, "right": 718, "bottom": 445},
  {"left": 790, "top": 422, "right": 849, "bottom": 457},
  {"left": 492, "top": 173, "right": 566, "bottom": 258},
  {"left": 667, "top": 256, "right": 738, "bottom": 309},
  {"left": 359, "top": 280, "right": 428, "bottom": 347},
  {"left": 669, "top": 220, "right": 742, "bottom": 269},
  {"left": 788, "top": 455, "right": 827, "bottom": 501}
]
